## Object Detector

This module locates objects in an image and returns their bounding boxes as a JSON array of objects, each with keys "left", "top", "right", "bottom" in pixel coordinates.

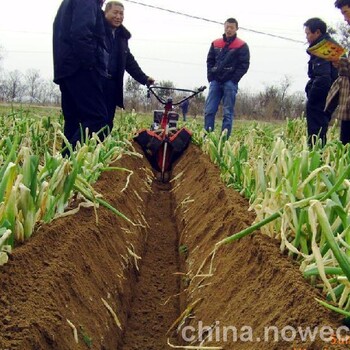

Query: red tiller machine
[{"left": 134, "top": 85, "right": 206, "bottom": 182}]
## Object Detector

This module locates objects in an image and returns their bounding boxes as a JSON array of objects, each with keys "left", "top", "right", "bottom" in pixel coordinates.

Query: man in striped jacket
[
  {"left": 204, "top": 18, "right": 250, "bottom": 139},
  {"left": 326, "top": 0, "right": 350, "bottom": 145}
]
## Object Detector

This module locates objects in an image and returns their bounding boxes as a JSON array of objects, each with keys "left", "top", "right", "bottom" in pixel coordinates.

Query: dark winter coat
[
  {"left": 105, "top": 24, "right": 149, "bottom": 108},
  {"left": 305, "top": 33, "right": 338, "bottom": 104},
  {"left": 206, "top": 34, "right": 250, "bottom": 84},
  {"left": 180, "top": 99, "right": 190, "bottom": 114},
  {"left": 53, "top": 0, "right": 108, "bottom": 83}
]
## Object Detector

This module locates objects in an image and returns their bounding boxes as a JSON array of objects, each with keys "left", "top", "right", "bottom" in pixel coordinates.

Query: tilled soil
[
  {"left": 120, "top": 181, "right": 180, "bottom": 350},
  {"left": 0, "top": 142, "right": 346, "bottom": 350}
]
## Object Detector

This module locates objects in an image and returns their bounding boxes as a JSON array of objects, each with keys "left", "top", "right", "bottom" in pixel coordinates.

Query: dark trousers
[
  {"left": 59, "top": 68, "right": 108, "bottom": 151},
  {"left": 103, "top": 78, "right": 120, "bottom": 131},
  {"left": 340, "top": 120, "right": 350, "bottom": 145},
  {"left": 306, "top": 99, "right": 331, "bottom": 147}
]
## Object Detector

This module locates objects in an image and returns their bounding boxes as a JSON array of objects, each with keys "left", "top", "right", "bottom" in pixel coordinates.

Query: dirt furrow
[
  {"left": 121, "top": 181, "right": 180, "bottom": 350},
  {"left": 0, "top": 142, "right": 347, "bottom": 350}
]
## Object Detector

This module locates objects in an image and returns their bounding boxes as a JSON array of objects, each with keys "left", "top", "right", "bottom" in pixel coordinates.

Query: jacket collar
[
  {"left": 106, "top": 23, "right": 131, "bottom": 40},
  {"left": 223, "top": 33, "right": 237, "bottom": 43},
  {"left": 308, "top": 32, "right": 331, "bottom": 49}
]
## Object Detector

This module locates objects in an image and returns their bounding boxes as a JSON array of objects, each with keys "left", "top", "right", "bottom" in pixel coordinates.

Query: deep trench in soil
[
  {"left": 0, "top": 143, "right": 347, "bottom": 350},
  {"left": 120, "top": 181, "right": 180, "bottom": 350}
]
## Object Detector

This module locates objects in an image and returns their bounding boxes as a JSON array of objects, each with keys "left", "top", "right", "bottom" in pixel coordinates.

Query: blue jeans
[{"left": 204, "top": 80, "right": 238, "bottom": 139}]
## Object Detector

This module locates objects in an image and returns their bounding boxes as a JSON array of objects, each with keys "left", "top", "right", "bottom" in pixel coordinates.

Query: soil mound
[
  {"left": 171, "top": 144, "right": 345, "bottom": 349},
  {"left": 0, "top": 143, "right": 345, "bottom": 350}
]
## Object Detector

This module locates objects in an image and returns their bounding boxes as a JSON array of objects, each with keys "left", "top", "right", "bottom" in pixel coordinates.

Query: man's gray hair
[{"left": 105, "top": 1, "right": 124, "bottom": 12}]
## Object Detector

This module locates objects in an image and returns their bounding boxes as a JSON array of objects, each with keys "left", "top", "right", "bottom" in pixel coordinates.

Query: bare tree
[
  {"left": 124, "top": 76, "right": 148, "bottom": 110},
  {"left": 25, "top": 69, "right": 43, "bottom": 102},
  {"left": 255, "top": 76, "right": 299, "bottom": 120},
  {"left": 329, "top": 22, "right": 350, "bottom": 51},
  {"left": 39, "top": 79, "right": 61, "bottom": 105},
  {"left": 0, "top": 45, "right": 4, "bottom": 101},
  {"left": 4, "top": 70, "right": 25, "bottom": 101},
  {"left": 235, "top": 89, "right": 261, "bottom": 119},
  {"left": 0, "top": 78, "right": 5, "bottom": 102},
  {"left": 0, "top": 46, "right": 3, "bottom": 69},
  {"left": 278, "top": 75, "right": 293, "bottom": 117},
  {"left": 156, "top": 80, "right": 175, "bottom": 102},
  {"left": 187, "top": 86, "right": 206, "bottom": 118}
]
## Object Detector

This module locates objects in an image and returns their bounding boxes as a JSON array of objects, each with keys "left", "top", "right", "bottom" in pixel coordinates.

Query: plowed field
[{"left": 0, "top": 143, "right": 345, "bottom": 350}]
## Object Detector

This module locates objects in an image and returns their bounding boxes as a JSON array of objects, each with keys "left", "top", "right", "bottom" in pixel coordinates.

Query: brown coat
[{"left": 325, "top": 57, "right": 350, "bottom": 120}]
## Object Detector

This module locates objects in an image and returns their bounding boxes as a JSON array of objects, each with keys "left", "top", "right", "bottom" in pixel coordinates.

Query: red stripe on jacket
[{"left": 213, "top": 37, "right": 246, "bottom": 49}]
